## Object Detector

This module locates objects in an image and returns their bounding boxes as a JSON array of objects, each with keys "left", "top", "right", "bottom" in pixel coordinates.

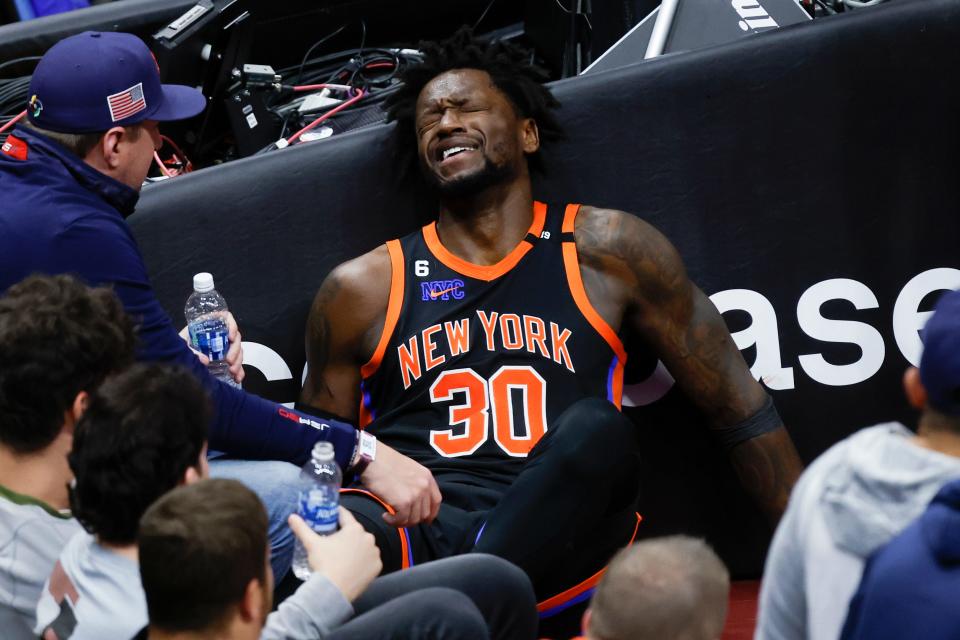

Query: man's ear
[
  {"left": 93, "top": 126, "right": 128, "bottom": 171},
  {"left": 64, "top": 391, "right": 89, "bottom": 432},
  {"left": 521, "top": 118, "right": 540, "bottom": 155},
  {"left": 182, "top": 443, "right": 210, "bottom": 485},
  {"left": 238, "top": 578, "right": 264, "bottom": 623},
  {"left": 582, "top": 607, "right": 593, "bottom": 636},
  {"left": 182, "top": 465, "right": 200, "bottom": 486},
  {"left": 903, "top": 366, "right": 928, "bottom": 411}
]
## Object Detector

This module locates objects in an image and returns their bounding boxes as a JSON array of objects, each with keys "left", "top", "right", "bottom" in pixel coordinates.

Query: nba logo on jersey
[{"left": 421, "top": 279, "right": 466, "bottom": 301}]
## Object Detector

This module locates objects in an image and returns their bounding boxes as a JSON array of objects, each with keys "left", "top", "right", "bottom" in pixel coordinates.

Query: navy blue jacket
[
  {"left": 0, "top": 126, "right": 356, "bottom": 467},
  {"left": 841, "top": 477, "right": 960, "bottom": 640}
]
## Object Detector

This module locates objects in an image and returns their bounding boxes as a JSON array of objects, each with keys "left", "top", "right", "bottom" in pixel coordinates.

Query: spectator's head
[
  {"left": 0, "top": 274, "right": 135, "bottom": 458},
  {"left": 23, "top": 31, "right": 206, "bottom": 190},
  {"left": 384, "top": 26, "right": 563, "bottom": 192},
  {"left": 584, "top": 536, "right": 730, "bottom": 640},
  {"left": 904, "top": 289, "right": 960, "bottom": 435},
  {"left": 139, "top": 479, "right": 271, "bottom": 640},
  {"left": 68, "top": 363, "right": 210, "bottom": 546}
]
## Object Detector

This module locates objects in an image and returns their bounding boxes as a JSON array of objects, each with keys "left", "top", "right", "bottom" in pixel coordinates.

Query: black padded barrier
[
  {"left": 132, "top": 0, "right": 960, "bottom": 575},
  {"left": 0, "top": 0, "right": 195, "bottom": 61}
]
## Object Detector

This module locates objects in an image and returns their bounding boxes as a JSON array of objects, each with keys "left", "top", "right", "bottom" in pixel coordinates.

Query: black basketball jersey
[{"left": 359, "top": 202, "right": 627, "bottom": 493}]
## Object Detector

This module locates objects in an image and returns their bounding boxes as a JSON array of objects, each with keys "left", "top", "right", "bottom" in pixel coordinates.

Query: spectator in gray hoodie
[{"left": 755, "top": 288, "right": 960, "bottom": 640}]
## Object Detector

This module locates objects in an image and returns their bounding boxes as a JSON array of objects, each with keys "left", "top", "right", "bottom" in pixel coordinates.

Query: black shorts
[{"left": 343, "top": 398, "right": 643, "bottom": 637}]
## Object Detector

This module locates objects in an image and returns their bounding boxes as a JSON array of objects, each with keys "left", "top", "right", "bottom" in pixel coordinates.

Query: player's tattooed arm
[
  {"left": 575, "top": 207, "right": 802, "bottom": 522},
  {"left": 302, "top": 246, "right": 443, "bottom": 525},
  {"left": 302, "top": 246, "right": 392, "bottom": 420}
]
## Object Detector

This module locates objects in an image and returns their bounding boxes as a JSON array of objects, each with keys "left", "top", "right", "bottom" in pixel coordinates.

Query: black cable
[
  {"left": 0, "top": 77, "right": 30, "bottom": 116},
  {"left": 294, "top": 23, "right": 349, "bottom": 87},
  {"left": 347, "top": 21, "right": 369, "bottom": 89},
  {"left": 357, "top": 54, "right": 400, "bottom": 85},
  {"left": 357, "top": 19, "right": 366, "bottom": 62},
  {"left": 0, "top": 56, "right": 41, "bottom": 77},
  {"left": 293, "top": 20, "right": 371, "bottom": 88},
  {"left": 281, "top": 44, "right": 406, "bottom": 81},
  {"left": 275, "top": 47, "right": 418, "bottom": 136},
  {"left": 356, "top": 80, "right": 403, "bottom": 104},
  {"left": 473, "top": 0, "right": 498, "bottom": 29},
  {"left": 278, "top": 48, "right": 356, "bottom": 76},
  {"left": 278, "top": 110, "right": 294, "bottom": 140},
  {"left": 551, "top": 0, "right": 594, "bottom": 31},
  {"left": 811, "top": 0, "right": 837, "bottom": 14}
]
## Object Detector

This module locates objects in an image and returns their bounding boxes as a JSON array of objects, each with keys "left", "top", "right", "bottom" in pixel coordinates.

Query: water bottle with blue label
[
  {"left": 292, "top": 441, "right": 342, "bottom": 580},
  {"left": 184, "top": 272, "right": 239, "bottom": 388}
]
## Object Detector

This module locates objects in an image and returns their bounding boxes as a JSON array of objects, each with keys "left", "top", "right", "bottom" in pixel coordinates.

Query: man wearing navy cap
[
  {"left": 18, "top": 31, "right": 206, "bottom": 190},
  {"left": 756, "top": 288, "right": 960, "bottom": 640},
  {"left": 0, "top": 32, "right": 437, "bottom": 585}
]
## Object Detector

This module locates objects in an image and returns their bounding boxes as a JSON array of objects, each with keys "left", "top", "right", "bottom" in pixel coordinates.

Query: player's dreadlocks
[{"left": 385, "top": 27, "right": 563, "bottom": 176}]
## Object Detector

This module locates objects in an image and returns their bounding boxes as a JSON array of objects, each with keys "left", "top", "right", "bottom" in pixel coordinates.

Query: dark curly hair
[
  {"left": 385, "top": 26, "right": 563, "bottom": 177},
  {"left": 69, "top": 363, "right": 211, "bottom": 545},
  {"left": 0, "top": 274, "right": 136, "bottom": 454}
]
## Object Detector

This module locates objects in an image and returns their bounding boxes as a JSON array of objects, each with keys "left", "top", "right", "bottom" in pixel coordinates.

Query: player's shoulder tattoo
[{"left": 574, "top": 206, "right": 688, "bottom": 306}]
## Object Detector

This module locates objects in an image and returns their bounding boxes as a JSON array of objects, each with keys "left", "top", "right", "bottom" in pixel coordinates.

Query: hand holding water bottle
[
  {"left": 179, "top": 311, "right": 244, "bottom": 384},
  {"left": 287, "top": 508, "right": 382, "bottom": 602},
  {"left": 184, "top": 273, "right": 243, "bottom": 387}
]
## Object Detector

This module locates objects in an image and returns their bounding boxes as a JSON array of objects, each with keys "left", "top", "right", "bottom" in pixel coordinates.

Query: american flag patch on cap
[{"left": 107, "top": 83, "right": 146, "bottom": 122}]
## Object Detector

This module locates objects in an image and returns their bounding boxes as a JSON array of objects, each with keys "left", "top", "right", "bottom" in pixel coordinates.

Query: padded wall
[
  {"left": 0, "top": 0, "right": 194, "bottom": 60},
  {"left": 132, "top": 0, "right": 960, "bottom": 575}
]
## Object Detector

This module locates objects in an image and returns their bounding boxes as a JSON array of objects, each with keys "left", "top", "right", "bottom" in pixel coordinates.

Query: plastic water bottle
[
  {"left": 292, "top": 441, "right": 342, "bottom": 580},
  {"left": 184, "top": 273, "right": 239, "bottom": 388}
]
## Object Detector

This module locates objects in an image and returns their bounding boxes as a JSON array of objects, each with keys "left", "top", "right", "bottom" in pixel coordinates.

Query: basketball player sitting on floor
[{"left": 299, "top": 27, "right": 803, "bottom": 634}]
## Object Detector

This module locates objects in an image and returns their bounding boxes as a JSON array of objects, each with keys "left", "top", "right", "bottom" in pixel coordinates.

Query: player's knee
[
  {"left": 465, "top": 553, "right": 536, "bottom": 605},
  {"left": 415, "top": 588, "right": 488, "bottom": 639},
  {"left": 340, "top": 496, "right": 404, "bottom": 574},
  {"left": 550, "top": 398, "right": 638, "bottom": 475},
  {"left": 484, "top": 555, "right": 537, "bottom": 613}
]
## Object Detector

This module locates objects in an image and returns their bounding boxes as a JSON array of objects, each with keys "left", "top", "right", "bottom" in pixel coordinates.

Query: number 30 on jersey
[{"left": 428, "top": 365, "right": 547, "bottom": 458}]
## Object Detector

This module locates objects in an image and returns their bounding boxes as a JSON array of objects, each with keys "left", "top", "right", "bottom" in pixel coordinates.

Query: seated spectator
[
  {"left": 0, "top": 29, "right": 432, "bottom": 582},
  {"left": 840, "top": 478, "right": 960, "bottom": 640},
  {"left": 756, "top": 288, "right": 960, "bottom": 640},
  {"left": 137, "top": 478, "right": 538, "bottom": 640},
  {"left": 0, "top": 274, "right": 135, "bottom": 639},
  {"left": 580, "top": 536, "right": 729, "bottom": 640},
  {"left": 34, "top": 363, "right": 210, "bottom": 639}
]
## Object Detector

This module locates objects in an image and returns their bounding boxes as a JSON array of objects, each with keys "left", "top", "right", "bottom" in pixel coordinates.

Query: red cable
[
  {"left": 292, "top": 83, "right": 353, "bottom": 93},
  {"left": 0, "top": 110, "right": 26, "bottom": 134},
  {"left": 151, "top": 135, "right": 193, "bottom": 178},
  {"left": 152, "top": 151, "right": 177, "bottom": 178},
  {"left": 285, "top": 87, "right": 365, "bottom": 145},
  {"left": 160, "top": 134, "right": 193, "bottom": 173},
  {"left": 364, "top": 62, "right": 395, "bottom": 70}
]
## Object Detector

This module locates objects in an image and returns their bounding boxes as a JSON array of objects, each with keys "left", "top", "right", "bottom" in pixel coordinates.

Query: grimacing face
[{"left": 414, "top": 68, "right": 539, "bottom": 197}]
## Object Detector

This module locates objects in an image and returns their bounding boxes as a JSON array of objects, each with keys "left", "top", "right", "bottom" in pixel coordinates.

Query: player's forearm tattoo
[
  {"left": 676, "top": 294, "right": 765, "bottom": 424},
  {"left": 577, "top": 208, "right": 801, "bottom": 521},
  {"left": 679, "top": 302, "right": 802, "bottom": 522},
  {"left": 304, "top": 273, "right": 342, "bottom": 398},
  {"left": 729, "top": 429, "right": 800, "bottom": 523}
]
